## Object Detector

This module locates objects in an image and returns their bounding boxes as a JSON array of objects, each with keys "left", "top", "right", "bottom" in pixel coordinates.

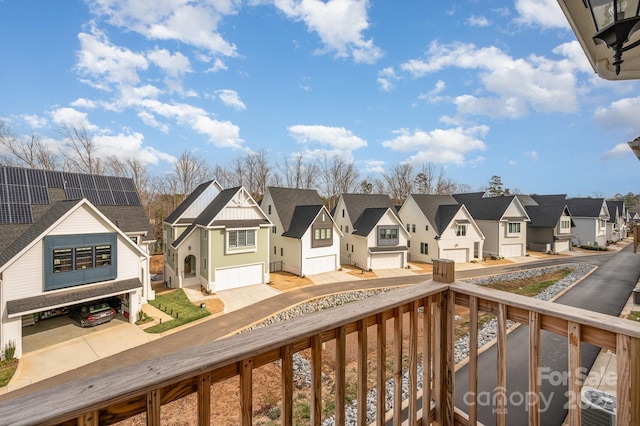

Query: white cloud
[
  {"left": 514, "top": 0, "right": 569, "bottom": 29},
  {"left": 467, "top": 15, "right": 490, "bottom": 27},
  {"left": 288, "top": 124, "right": 367, "bottom": 151},
  {"left": 76, "top": 28, "right": 148, "bottom": 90},
  {"left": 381, "top": 126, "right": 488, "bottom": 166},
  {"left": 400, "top": 41, "right": 581, "bottom": 117},
  {"left": 93, "top": 131, "right": 176, "bottom": 165},
  {"left": 206, "top": 58, "right": 228, "bottom": 73},
  {"left": 593, "top": 96, "right": 640, "bottom": 135},
  {"left": 377, "top": 67, "right": 398, "bottom": 92},
  {"left": 603, "top": 143, "right": 634, "bottom": 159},
  {"left": 88, "top": 0, "right": 239, "bottom": 56},
  {"left": 21, "top": 114, "right": 48, "bottom": 128},
  {"left": 418, "top": 80, "right": 446, "bottom": 103},
  {"left": 49, "top": 107, "right": 98, "bottom": 130},
  {"left": 147, "top": 48, "right": 192, "bottom": 77},
  {"left": 217, "top": 89, "right": 246, "bottom": 111},
  {"left": 362, "top": 159, "right": 385, "bottom": 173},
  {"left": 70, "top": 98, "right": 98, "bottom": 109},
  {"left": 524, "top": 150, "right": 538, "bottom": 160},
  {"left": 138, "top": 111, "right": 169, "bottom": 133},
  {"left": 274, "top": 0, "right": 383, "bottom": 63}
]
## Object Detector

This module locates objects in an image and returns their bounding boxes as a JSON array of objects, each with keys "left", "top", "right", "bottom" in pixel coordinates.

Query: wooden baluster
[
  {"left": 468, "top": 296, "right": 479, "bottom": 425},
  {"left": 197, "top": 373, "right": 211, "bottom": 426},
  {"left": 377, "top": 311, "right": 387, "bottom": 426},
  {"left": 393, "top": 307, "right": 403, "bottom": 425},
  {"left": 422, "top": 296, "right": 432, "bottom": 423},
  {"left": 335, "top": 326, "right": 346, "bottom": 426},
  {"left": 567, "top": 322, "right": 582, "bottom": 425},
  {"left": 281, "top": 345, "right": 294, "bottom": 426},
  {"left": 240, "top": 358, "right": 252, "bottom": 425},
  {"left": 311, "top": 334, "right": 322, "bottom": 426},
  {"left": 408, "top": 300, "right": 419, "bottom": 426},
  {"left": 528, "top": 312, "right": 541, "bottom": 426},
  {"left": 496, "top": 304, "right": 507, "bottom": 426},
  {"left": 146, "top": 389, "right": 161, "bottom": 426},
  {"left": 357, "top": 318, "right": 368, "bottom": 426}
]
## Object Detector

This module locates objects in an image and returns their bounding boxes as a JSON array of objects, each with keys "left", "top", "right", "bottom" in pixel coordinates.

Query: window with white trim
[
  {"left": 227, "top": 229, "right": 256, "bottom": 251},
  {"left": 456, "top": 225, "right": 467, "bottom": 237},
  {"left": 507, "top": 222, "right": 521, "bottom": 236}
]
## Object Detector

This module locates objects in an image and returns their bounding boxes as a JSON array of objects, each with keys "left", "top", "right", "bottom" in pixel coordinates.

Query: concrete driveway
[
  {"left": 216, "top": 284, "right": 280, "bottom": 313},
  {"left": 6, "top": 322, "right": 160, "bottom": 393}
]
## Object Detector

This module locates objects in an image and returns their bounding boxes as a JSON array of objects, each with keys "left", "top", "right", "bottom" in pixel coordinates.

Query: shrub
[{"left": 4, "top": 340, "right": 16, "bottom": 362}]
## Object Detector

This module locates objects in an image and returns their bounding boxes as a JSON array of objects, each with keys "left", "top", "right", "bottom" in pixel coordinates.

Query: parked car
[{"left": 69, "top": 301, "right": 116, "bottom": 327}]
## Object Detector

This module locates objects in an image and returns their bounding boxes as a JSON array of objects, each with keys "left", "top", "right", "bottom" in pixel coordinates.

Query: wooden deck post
[{"left": 433, "top": 259, "right": 455, "bottom": 283}]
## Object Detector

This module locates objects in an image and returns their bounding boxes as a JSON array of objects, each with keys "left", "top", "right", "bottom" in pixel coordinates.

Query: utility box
[{"left": 633, "top": 288, "right": 640, "bottom": 305}]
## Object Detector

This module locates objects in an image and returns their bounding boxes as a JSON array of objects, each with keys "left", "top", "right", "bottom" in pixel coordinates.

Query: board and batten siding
[{"left": 300, "top": 228, "right": 340, "bottom": 275}]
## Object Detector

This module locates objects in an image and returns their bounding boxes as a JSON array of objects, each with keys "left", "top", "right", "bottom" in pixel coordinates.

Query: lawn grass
[
  {"left": 145, "top": 289, "right": 210, "bottom": 333},
  {"left": 628, "top": 311, "right": 640, "bottom": 322},
  {"left": 0, "top": 360, "right": 18, "bottom": 387}
]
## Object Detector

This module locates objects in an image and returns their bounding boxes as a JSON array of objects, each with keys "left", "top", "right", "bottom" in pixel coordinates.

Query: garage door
[
  {"left": 215, "top": 264, "right": 263, "bottom": 291},
  {"left": 305, "top": 255, "right": 336, "bottom": 276},
  {"left": 501, "top": 244, "right": 523, "bottom": 257},
  {"left": 371, "top": 253, "right": 402, "bottom": 270},
  {"left": 555, "top": 240, "right": 570, "bottom": 253},
  {"left": 441, "top": 248, "right": 468, "bottom": 263}
]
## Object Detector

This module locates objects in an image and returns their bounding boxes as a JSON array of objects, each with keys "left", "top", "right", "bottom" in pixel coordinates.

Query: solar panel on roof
[
  {"left": 9, "top": 203, "right": 32, "bottom": 223},
  {"left": 78, "top": 174, "right": 96, "bottom": 191},
  {"left": 106, "top": 175, "right": 124, "bottom": 191},
  {"left": 112, "top": 191, "right": 128, "bottom": 205},
  {"left": 120, "top": 178, "right": 136, "bottom": 192},
  {"left": 45, "top": 171, "right": 65, "bottom": 188},
  {"left": 5, "top": 167, "right": 27, "bottom": 185},
  {"left": 0, "top": 204, "right": 9, "bottom": 224},
  {"left": 25, "top": 169, "right": 47, "bottom": 187},
  {"left": 125, "top": 191, "right": 140, "bottom": 205},
  {"left": 7, "top": 185, "right": 29, "bottom": 203},
  {"left": 83, "top": 189, "right": 100, "bottom": 205},
  {"left": 94, "top": 175, "right": 110, "bottom": 190},
  {"left": 62, "top": 172, "right": 81, "bottom": 189},
  {"left": 97, "top": 189, "right": 114, "bottom": 205},
  {"left": 65, "top": 187, "right": 83, "bottom": 200},
  {"left": 29, "top": 185, "right": 49, "bottom": 204}
]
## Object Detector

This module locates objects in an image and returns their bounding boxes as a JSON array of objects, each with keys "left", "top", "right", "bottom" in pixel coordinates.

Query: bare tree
[
  {"left": 0, "top": 121, "right": 58, "bottom": 170},
  {"left": 279, "top": 153, "right": 318, "bottom": 189},
  {"left": 169, "top": 151, "right": 212, "bottom": 202},
  {"left": 383, "top": 163, "right": 414, "bottom": 202},
  {"left": 317, "top": 154, "right": 360, "bottom": 211},
  {"left": 60, "top": 124, "right": 105, "bottom": 174}
]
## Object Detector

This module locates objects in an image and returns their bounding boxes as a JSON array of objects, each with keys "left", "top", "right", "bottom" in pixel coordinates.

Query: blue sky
[{"left": 1, "top": 0, "right": 639, "bottom": 198}]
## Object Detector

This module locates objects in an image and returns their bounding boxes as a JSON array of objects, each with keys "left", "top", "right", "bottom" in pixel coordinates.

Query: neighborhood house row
[{"left": 0, "top": 165, "right": 630, "bottom": 359}]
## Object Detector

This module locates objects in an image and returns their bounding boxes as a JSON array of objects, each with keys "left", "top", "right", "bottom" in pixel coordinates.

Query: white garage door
[
  {"left": 215, "top": 264, "right": 263, "bottom": 291},
  {"left": 305, "top": 255, "right": 336, "bottom": 276},
  {"left": 501, "top": 244, "right": 523, "bottom": 257},
  {"left": 371, "top": 253, "right": 402, "bottom": 270},
  {"left": 441, "top": 248, "right": 468, "bottom": 263},
  {"left": 555, "top": 240, "right": 570, "bottom": 253}
]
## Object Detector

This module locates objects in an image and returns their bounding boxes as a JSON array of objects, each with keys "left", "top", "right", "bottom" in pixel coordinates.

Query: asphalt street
[{"left": 454, "top": 245, "right": 640, "bottom": 425}]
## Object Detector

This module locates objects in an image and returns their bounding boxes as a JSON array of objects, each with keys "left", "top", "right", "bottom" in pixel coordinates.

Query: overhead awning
[
  {"left": 6, "top": 278, "right": 142, "bottom": 318},
  {"left": 454, "top": 219, "right": 471, "bottom": 224},
  {"left": 370, "top": 246, "right": 409, "bottom": 253}
]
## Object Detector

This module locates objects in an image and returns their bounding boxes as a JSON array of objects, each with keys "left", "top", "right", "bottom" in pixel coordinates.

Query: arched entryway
[{"left": 184, "top": 255, "right": 196, "bottom": 278}]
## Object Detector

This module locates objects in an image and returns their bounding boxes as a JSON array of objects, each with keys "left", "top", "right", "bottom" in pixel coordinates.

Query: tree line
[{"left": 1, "top": 122, "right": 636, "bottom": 242}]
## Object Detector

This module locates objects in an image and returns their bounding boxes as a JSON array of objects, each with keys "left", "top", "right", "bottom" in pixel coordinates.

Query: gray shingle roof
[
  {"left": 341, "top": 193, "right": 392, "bottom": 225},
  {"left": 525, "top": 205, "right": 571, "bottom": 228},
  {"left": 282, "top": 205, "right": 324, "bottom": 239},
  {"left": 266, "top": 187, "right": 324, "bottom": 232},
  {"left": 0, "top": 167, "right": 153, "bottom": 269},
  {"left": 409, "top": 194, "right": 461, "bottom": 236},
  {"left": 565, "top": 198, "right": 607, "bottom": 218},
  {"left": 353, "top": 207, "right": 388, "bottom": 236},
  {"left": 452, "top": 193, "right": 519, "bottom": 220},
  {"left": 164, "top": 180, "right": 216, "bottom": 224}
]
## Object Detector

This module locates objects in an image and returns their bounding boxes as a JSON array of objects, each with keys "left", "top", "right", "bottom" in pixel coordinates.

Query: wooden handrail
[{"left": 0, "top": 266, "right": 639, "bottom": 426}]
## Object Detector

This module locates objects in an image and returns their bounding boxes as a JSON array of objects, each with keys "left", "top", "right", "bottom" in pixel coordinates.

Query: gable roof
[
  {"left": 164, "top": 180, "right": 220, "bottom": 225},
  {"left": 341, "top": 193, "right": 393, "bottom": 225},
  {"left": 0, "top": 166, "right": 153, "bottom": 268},
  {"left": 353, "top": 207, "right": 389, "bottom": 237},
  {"left": 172, "top": 187, "right": 271, "bottom": 248},
  {"left": 282, "top": 205, "right": 325, "bottom": 238},
  {"left": 531, "top": 194, "right": 567, "bottom": 205},
  {"left": 525, "top": 205, "right": 572, "bottom": 228},
  {"left": 265, "top": 187, "right": 324, "bottom": 233},
  {"left": 565, "top": 198, "right": 609, "bottom": 218},
  {"left": 453, "top": 193, "right": 526, "bottom": 221},
  {"left": 408, "top": 194, "right": 462, "bottom": 236}
]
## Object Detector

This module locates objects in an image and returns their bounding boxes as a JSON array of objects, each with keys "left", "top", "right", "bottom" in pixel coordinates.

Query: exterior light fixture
[{"left": 585, "top": 0, "right": 640, "bottom": 74}]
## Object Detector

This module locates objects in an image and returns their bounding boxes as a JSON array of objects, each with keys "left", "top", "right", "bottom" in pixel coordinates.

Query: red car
[{"left": 69, "top": 301, "right": 116, "bottom": 327}]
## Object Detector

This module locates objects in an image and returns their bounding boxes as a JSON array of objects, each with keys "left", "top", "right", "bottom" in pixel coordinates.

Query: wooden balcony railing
[{"left": 0, "top": 260, "right": 639, "bottom": 425}]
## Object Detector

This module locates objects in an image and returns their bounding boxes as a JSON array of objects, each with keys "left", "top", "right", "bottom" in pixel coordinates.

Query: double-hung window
[{"left": 507, "top": 222, "right": 521, "bottom": 236}]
